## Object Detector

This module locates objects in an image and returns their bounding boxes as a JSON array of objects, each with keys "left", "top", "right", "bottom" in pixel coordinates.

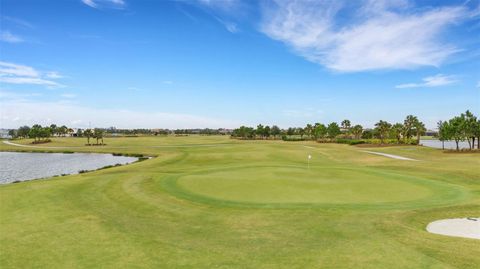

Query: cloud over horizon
[
  {"left": 0, "top": 61, "right": 64, "bottom": 88},
  {"left": 395, "top": 74, "right": 457, "bottom": 88},
  {"left": 0, "top": 99, "right": 238, "bottom": 129}
]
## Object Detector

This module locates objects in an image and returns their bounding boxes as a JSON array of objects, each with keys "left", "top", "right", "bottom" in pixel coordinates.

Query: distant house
[{"left": 0, "top": 129, "right": 12, "bottom": 139}]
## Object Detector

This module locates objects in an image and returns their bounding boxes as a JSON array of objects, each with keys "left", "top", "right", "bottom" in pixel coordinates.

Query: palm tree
[
  {"left": 256, "top": 124, "right": 264, "bottom": 139},
  {"left": 414, "top": 121, "right": 426, "bottom": 145},
  {"left": 94, "top": 128, "right": 104, "bottom": 145},
  {"left": 391, "top": 123, "right": 403, "bottom": 143},
  {"left": 403, "top": 115, "right": 418, "bottom": 142},
  {"left": 341, "top": 119, "right": 351, "bottom": 131},
  {"left": 84, "top": 129, "right": 93, "bottom": 145},
  {"left": 298, "top": 127, "right": 305, "bottom": 139},
  {"left": 374, "top": 120, "right": 391, "bottom": 144},
  {"left": 351, "top": 124, "right": 363, "bottom": 139},
  {"left": 50, "top": 124, "right": 58, "bottom": 136},
  {"left": 305, "top": 124, "right": 313, "bottom": 139}
]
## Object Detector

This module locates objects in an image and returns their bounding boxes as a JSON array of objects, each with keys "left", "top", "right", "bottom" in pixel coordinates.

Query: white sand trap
[
  {"left": 361, "top": 150, "right": 417, "bottom": 161},
  {"left": 427, "top": 218, "right": 480, "bottom": 240}
]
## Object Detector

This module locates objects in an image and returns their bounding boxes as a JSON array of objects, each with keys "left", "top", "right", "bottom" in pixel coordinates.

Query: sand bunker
[
  {"left": 361, "top": 150, "right": 417, "bottom": 161},
  {"left": 427, "top": 218, "right": 480, "bottom": 240}
]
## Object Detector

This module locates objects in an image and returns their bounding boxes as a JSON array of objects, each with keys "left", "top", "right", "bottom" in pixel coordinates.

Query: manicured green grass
[{"left": 1, "top": 136, "right": 479, "bottom": 268}]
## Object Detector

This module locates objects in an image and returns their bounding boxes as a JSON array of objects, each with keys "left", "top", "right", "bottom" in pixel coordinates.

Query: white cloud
[
  {"left": 0, "top": 100, "right": 238, "bottom": 129},
  {"left": 0, "top": 90, "right": 41, "bottom": 99},
  {"left": 0, "top": 61, "right": 64, "bottom": 88},
  {"left": 1, "top": 16, "right": 34, "bottom": 29},
  {"left": 395, "top": 74, "right": 457, "bottom": 88},
  {"left": 213, "top": 16, "right": 239, "bottom": 33},
  {"left": 260, "top": 0, "right": 470, "bottom": 72},
  {"left": 82, "top": 0, "right": 125, "bottom": 9},
  {"left": 0, "top": 31, "right": 23, "bottom": 43}
]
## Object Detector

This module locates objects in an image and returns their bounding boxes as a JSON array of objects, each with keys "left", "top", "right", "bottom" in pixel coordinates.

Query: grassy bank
[{"left": 0, "top": 136, "right": 479, "bottom": 268}]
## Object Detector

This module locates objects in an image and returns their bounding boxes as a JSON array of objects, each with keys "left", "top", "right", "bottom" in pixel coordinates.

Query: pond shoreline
[{"left": 0, "top": 151, "right": 151, "bottom": 184}]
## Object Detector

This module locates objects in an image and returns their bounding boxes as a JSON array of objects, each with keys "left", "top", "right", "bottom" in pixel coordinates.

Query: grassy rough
[{"left": 0, "top": 136, "right": 479, "bottom": 268}]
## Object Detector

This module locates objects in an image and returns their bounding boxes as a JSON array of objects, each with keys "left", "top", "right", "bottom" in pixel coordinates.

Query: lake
[
  {"left": 420, "top": 139, "right": 476, "bottom": 150},
  {"left": 0, "top": 152, "right": 138, "bottom": 184}
]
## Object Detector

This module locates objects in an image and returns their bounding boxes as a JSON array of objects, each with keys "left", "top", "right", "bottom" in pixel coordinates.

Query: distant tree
[
  {"left": 59, "top": 125, "right": 68, "bottom": 137},
  {"left": 341, "top": 119, "right": 351, "bottom": 131},
  {"left": 93, "top": 128, "right": 104, "bottom": 145},
  {"left": 437, "top": 121, "right": 451, "bottom": 150},
  {"left": 39, "top": 127, "right": 52, "bottom": 140},
  {"left": 403, "top": 115, "right": 418, "bottom": 142},
  {"left": 463, "top": 110, "right": 477, "bottom": 149},
  {"left": 8, "top": 129, "right": 17, "bottom": 138},
  {"left": 351, "top": 124, "right": 363, "bottom": 139},
  {"left": 271, "top": 125, "right": 281, "bottom": 138},
  {"left": 264, "top": 125, "right": 271, "bottom": 139},
  {"left": 298, "top": 127, "right": 305, "bottom": 139},
  {"left": 390, "top": 123, "right": 403, "bottom": 143},
  {"left": 313, "top": 123, "right": 327, "bottom": 140},
  {"left": 84, "top": 129, "right": 93, "bottom": 145},
  {"left": 374, "top": 120, "right": 391, "bottom": 144},
  {"left": 286, "top": 127, "right": 295, "bottom": 136},
  {"left": 414, "top": 121, "right": 426, "bottom": 145},
  {"left": 256, "top": 124, "right": 264, "bottom": 139},
  {"left": 448, "top": 116, "right": 465, "bottom": 151},
  {"left": 361, "top": 129, "right": 374, "bottom": 139},
  {"left": 50, "top": 124, "right": 58, "bottom": 136},
  {"left": 327, "top": 122, "right": 341, "bottom": 139},
  {"left": 76, "top": 129, "right": 83, "bottom": 137},
  {"left": 305, "top": 124, "right": 313, "bottom": 139},
  {"left": 17, "top": 126, "right": 30, "bottom": 138},
  {"left": 29, "top": 124, "right": 42, "bottom": 141},
  {"left": 475, "top": 119, "right": 480, "bottom": 149}
]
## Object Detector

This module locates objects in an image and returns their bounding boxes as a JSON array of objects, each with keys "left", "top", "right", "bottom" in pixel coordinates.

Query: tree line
[
  {"left": 232, "top": 115, "right": 432, "bottom": 146},
  {"left": 8, "top": 124, "right": 105, "bottom": 145},
  {"left": 437, "top": 110, "right": 480, "bottom": 150}
]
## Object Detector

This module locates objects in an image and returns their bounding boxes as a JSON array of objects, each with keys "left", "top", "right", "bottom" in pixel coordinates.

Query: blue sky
[{"left": 1, "top": 0, "right": 479, "bottom": 129}]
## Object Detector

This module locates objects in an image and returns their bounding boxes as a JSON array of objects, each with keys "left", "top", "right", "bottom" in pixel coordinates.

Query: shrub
[
  {"left": 281, "top": 136, "right": 305, "bottom": 141},
  {"left": 335, "top": 138, "right": 366, "bottom": 145}
]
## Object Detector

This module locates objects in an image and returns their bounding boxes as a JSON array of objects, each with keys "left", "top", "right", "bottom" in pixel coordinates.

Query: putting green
[{"left": 165, "top": 166, "right": 463, "bottom": 208}]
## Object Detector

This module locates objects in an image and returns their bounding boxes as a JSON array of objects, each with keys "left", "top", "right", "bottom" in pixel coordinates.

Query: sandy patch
[
  {"left": 361, "top": 150, "right": 417, "bottom": 161},
  {"left": 427, "top": 218, "right": 480, "bottom": 240}
]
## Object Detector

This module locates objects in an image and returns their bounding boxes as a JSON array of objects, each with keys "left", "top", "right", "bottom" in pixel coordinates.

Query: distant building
[{"left": 0, "top": 129, "right": 12, "bottom": 139}]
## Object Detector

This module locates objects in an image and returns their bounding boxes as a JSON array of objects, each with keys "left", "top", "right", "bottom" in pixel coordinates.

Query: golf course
[{"left": 0, "top": 136, "right": 479, "bottom": 268}]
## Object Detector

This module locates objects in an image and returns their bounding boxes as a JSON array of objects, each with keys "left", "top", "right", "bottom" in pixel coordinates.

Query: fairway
[{"left": 0, "top": 136, "right": 479, "bottom": 268}]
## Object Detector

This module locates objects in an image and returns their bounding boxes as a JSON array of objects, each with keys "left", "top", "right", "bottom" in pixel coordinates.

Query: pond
[
  {"left": 0, "top": 152, "right": 138, "bottom": 184},
  {"left": 420, "top": 139, "right": 476, "bottom": 150}
]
